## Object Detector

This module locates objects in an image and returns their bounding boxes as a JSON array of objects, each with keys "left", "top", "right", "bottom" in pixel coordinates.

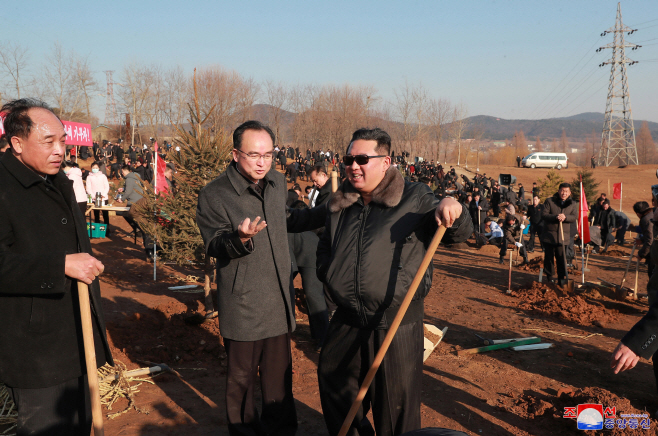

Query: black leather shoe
[{"left": 499, "top": 256, "right": 505, "bottom": 264}]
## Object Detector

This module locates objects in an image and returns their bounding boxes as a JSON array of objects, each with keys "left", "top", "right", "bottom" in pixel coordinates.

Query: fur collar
[{"left": 328, "top": 167, "right": 405, "bottom": 213}]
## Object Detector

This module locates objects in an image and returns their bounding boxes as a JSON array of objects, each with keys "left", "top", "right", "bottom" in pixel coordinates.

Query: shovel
[
  {"left": 615, "top": 244, "right": 637, "bottom": 300},
  {"left": 559, "top": 222, "right": 574, "bottom": 292}
]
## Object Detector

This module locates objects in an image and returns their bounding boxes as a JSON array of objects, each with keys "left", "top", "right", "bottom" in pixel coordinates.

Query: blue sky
[{"left": 3, "top": 0, "right": 657, "bottom": 121}]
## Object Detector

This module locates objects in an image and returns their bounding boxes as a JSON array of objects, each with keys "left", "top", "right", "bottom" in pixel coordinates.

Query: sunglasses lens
[{"left": 343, "top": 155, "right": 369, "bottom": 165}]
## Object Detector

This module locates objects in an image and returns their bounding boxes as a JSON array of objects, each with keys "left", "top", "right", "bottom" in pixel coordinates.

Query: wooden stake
[
  {"left": 336, "top": 226, "right": 447, "bottom": 436},
  {"left": 634, "top": 255, "right": 640, "bottom": 300},
  {"left": 77, "top": 282, "right": 104, "bottom": 436}
]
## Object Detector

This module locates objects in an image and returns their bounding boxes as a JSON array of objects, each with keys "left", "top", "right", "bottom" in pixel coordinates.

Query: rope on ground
[
  {"left": 521, "top": 328, "right": 603, "bottom": 340},
  {"left": 98, "top": 360, "right": 157, "bottom": 419},
  {"left": 0, "top": 383, "right": 17, "bottom": 435}
]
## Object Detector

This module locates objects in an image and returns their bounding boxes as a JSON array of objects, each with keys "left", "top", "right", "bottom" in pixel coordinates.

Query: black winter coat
[
  {"left": 540, "top": 194, "right": 578, "bottom": 245},
  {"left": 638, "top": 211, "right": 653, "bottom": 259},
  {"left": 317, "top": 167, "right": 472, "bottom": 330},
  {"left": 0, "top": 153, "right": 112, "bottom": 388},
  {"left": 468, "top": 198, "right": 489, "bottom": 226}
]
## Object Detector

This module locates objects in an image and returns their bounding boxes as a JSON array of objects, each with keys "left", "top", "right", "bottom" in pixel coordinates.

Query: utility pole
[
  {"left": 104, "top": 71, "right": 119, "bottom": 126},
  {"left": 596, "top": 2, "right": 641, "bottom": 167}
]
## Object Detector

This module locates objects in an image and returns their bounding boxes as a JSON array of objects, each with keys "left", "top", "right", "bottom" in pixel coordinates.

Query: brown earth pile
[
  {"left": 601, "top": 248, "right": 627, "bottom": 258},
  {"left": 500, "top": 386, "right": 654, "bottom": 435},
  {"left": 478, "top": 244, "right": 500, "bottom": 253},
  {"left": 511, "top": 281, "right": 618, "bottom": 326}
]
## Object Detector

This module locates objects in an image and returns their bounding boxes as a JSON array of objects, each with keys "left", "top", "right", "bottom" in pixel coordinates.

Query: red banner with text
[{"left": 0, "top": 114, "right": 91, "bottom": 146}]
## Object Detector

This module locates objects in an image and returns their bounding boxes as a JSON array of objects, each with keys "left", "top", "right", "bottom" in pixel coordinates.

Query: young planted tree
[
  {"left": 570, "top": 168, "right": 600, "bottom": 206},
  {"left": 537, "top": 170, "right": 565, "bottom": 202},
  {"left": 134, "top": 70, "right": 232, "bottom": 315}
]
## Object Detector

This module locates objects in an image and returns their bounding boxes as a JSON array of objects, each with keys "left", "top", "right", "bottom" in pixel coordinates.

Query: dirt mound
[
  {"left": 554, "top": 387, "right": 655, "bottom": 434},
  {"left": 445, "top": 242, "right": 469, "bottom": 250},
  {"left": 511, "top": 281, "right": 618, "bottom": 326},
  {"left": 601, "top": 248, "right": 627, "bottom": 258},
  {"left": 517, "top": 257, "right": 543, "bottom": 272},
  {"left": 503, "top": 391, "right": 554, "bottom": 420},
  {"left": 499, "top": 386, "right": 654, "bottom": 434},
  {"left": 478, "top": 244, "right": 500, "bottom": 253},
  {"left": 106, "top": 300, "right": 225, "bottom": 367}
]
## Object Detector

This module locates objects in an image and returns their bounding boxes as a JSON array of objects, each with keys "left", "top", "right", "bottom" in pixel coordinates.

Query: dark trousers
[
  {"left": 544, "top": 243, "right": 567, "bottom": 281},
  {"left": 318, "top": 320, "right": 423, "bottom": 436},
  {"left": 93, "top": 209, "right": 109, "bottom": 226},
  {"left": 500, "top": 240, "right": 527, "bottom": 260},
  {"left": 616, "top": 226, "right": 627, "bottom": 245},
  {"left": 295, "top": 267, "right": 329, "bottom": 345},
  {"left": 224, "top": 333, "right": 297, "bottom": 436},
  {"left": 8, "top": 375, "right": 91, "bottom": 436},
  {"left": 527, "top": 223, "right": 542, "bottom": 251}
]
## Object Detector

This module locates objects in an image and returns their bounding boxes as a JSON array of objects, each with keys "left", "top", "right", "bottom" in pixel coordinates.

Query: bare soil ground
[{"left": 4, "top": 163, "right": 658, "bottom": 436}]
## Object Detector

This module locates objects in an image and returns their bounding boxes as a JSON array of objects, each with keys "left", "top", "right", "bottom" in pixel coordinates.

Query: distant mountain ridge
[
  {"left": 464, "top": 113, "right": 658, "bottom": 141},
  {"left": 248, "top": 104, "right": 657, "bottom": 142}
]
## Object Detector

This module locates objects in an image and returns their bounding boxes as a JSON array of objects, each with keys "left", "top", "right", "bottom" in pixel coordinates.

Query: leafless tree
[
  {"left": 0, "top": 42, "right": 28, "bottom": 99},
  {"left": 265, "top": 80, "right": 289, "bottom": 146},
  {"left": 426, "top": 98, "right": 451, "bottom": 163},
  {"left": 450, "top": 103, "right": 468, "bottom": 166}
]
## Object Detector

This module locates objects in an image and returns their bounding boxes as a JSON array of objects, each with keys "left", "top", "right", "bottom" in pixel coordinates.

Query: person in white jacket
[
  {"left": 62, "top": 161, "right": 88, "bottom": 216},
  {"left": 85, "top": 161, "right": 112, "bottom": 236}
]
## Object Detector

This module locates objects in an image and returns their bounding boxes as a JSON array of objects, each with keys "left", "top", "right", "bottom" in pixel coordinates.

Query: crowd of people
[{"left": 2, "top": 97, "right": 658, "bottom": 436}]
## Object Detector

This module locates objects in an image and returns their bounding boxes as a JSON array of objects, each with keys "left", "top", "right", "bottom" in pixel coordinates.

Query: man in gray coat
[{"left": 197, "top": 120, "right": 325, "bottom": 436}]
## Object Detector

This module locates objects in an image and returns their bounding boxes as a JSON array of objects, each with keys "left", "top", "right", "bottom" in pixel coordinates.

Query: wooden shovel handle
[
  {"left": 336, "top": 226, "right": 447, "bottom": 436},
  {"left": 77, "top": 282, "right": 105, "bottom": 436}
]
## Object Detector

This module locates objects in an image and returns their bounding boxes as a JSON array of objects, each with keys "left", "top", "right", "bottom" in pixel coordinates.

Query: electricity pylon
[
  {"left": 104, "top": 71, "right": 119, "bottom": 126},
  {"left": 596, "top": 2, "right": 641, "bottom": 167}
]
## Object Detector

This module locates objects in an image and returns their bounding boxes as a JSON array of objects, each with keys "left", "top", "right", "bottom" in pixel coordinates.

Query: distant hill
[
  {"left": 464, "top": 113, "right": 658, "bottom": 141},
  {"left": 245, "top": 104, "right": 657, "bottom": 143}
]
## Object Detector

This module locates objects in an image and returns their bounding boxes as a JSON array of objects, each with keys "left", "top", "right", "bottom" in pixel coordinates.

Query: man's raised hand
[
  {"left": 435, "top": 197, "right": 462, "bottom": 228},
  {"left": 238, "top": 216, "right": 267, "bottom": 243}
]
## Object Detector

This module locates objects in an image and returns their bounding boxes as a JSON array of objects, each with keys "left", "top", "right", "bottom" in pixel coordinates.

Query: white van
[{"left": 521, "top": 152, "right": 569, "bottom": 169}]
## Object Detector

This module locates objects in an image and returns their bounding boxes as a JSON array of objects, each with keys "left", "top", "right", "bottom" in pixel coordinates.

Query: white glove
[
  {"left": 520, "top": 224, "right": 526, "bottom": 230},
  {"left": 515, "top": 242, "right": 523, "bottom": 248}
]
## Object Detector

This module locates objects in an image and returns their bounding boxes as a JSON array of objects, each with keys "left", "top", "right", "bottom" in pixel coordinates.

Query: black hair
[
  {"left": 121, "top": 164, "right": 132, "bottom": 172},
  {"left": 1, "top": 98, "right": 60, "bottom": 144},
  {"left": 558, "top": 182, "right": 571, "bottom": 190},
  {"left": 62, "top": 160, "right": 75, "bottom": 169},
  {"left": 347, "top": 128, "right": 391, "bottom": 155},
  {"left": 233, "top": 120, "right": 275, "bottom": 150},
  {"left": 603, "top": 199, "right": 610, "bottom": 206},
  {"left": 419, "top": 176, "right": 431, "bottom": 184},
  {"left": 305, "top": 185, "right": 312, "bottom": 193},
  {"left": 290, "top": 200, "right": 308, "bottom": 210},
  {"left": 311, "top": 164, "right": 327, "bottom": 176},
  {"left": 91, "top": 161, "right": 101, "bottom": 168},
  {"left": 633, "top": 201, "right": 651, "bottom": 214}
]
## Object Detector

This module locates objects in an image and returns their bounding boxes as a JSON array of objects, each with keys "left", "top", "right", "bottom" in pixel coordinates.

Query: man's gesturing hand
[
  {"left": 435, "top": 197, "right": 462, "bottom": 228},
  {"left": 65, "top": 253, "right": 104, "bottom": 285},
  {"left": 610, "top": 341, "right": 640, "bottom": 374},
  {"left": 238, "top": 216, "right": 267, "bottom": 243}
]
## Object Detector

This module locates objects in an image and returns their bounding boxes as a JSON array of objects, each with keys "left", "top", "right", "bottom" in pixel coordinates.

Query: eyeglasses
[
  {"left": 236, "top": 149, "right": 275, "bottom": 161},
  {"left": 343, "top": 154, "right": 387, "bottom": 166}
]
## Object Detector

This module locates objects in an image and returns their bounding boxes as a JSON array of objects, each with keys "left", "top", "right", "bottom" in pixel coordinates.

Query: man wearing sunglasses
[
  {"left": 316, "top": 128, "right": 472, "bottom": 436},
  {"left": 196, "top": 120, "right": 326, "bottom": 436}
]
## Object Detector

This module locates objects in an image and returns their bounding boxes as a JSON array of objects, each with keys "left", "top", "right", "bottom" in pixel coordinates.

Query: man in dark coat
[
  {"left": 287, "top": 200, "right": 329, "bottom": 347},
  {"left": 499, "top": 213, "right": 528, "bottom": 265},
  {"left": 310, "top": 164, "right": 333, "bottom": 207},
  {"left": 469, "top": 192, "right": 489, "bottom": 233},
  {"left": 540, "top": 183, "right": 578, "bottom": 283},
  {"left": 316, "top": 128, "right": 472, "bottom": 436},
  {"left": 596, "top": 200, "right": 616, "bottom": 252},
  {"left": 526, "top": 194, "right": 543, "bottom": 252},
  {"left": 0, "top": 98, "right": 113, "bottom": 435},
  {"left": 196, "top": 121, "right": 325, "bottom": 436}
]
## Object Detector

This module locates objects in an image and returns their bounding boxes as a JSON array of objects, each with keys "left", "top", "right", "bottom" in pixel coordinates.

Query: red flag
[
  {"left": 578, "top": 179, "right": 590, "bottom": 244},
  {"left": 154, "top": 142, "right": 169, "bottom": 195},
  {"left": 613, "top": 182, "right": 622, "bottom": 199}
]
